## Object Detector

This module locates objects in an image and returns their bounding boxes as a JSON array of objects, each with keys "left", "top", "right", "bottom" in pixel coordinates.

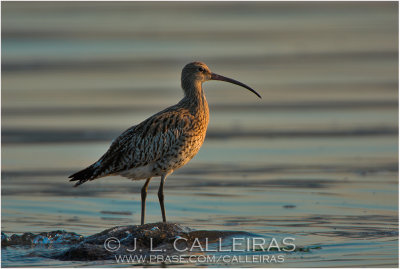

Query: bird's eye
[{"left": 198, "top": 67, "right": 205, "bottom": 72}]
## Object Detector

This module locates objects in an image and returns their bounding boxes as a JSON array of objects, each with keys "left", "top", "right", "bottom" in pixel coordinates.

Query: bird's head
[
  {"left": 181, "top": 62, "right": 212, "bottom": 83},
  {"left": 181, "top": 61, "right": 261, "bottom": 99}
]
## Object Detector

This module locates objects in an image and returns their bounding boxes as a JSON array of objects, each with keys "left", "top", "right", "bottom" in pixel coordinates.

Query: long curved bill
[{"left": 211, "top": 73, "right": 262, "bottom": 99}]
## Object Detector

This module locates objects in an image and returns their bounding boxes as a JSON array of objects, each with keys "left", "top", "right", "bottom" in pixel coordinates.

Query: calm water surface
[{"left": 1, "top": 2, "right": 398, "bottom": 267}]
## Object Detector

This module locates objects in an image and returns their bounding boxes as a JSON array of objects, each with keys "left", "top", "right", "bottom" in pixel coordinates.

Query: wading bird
[{"left": 69, "top": 62, "right": 261, "bottom": 225}]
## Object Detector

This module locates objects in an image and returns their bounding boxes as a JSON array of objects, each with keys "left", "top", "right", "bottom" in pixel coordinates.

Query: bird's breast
[{"left": 153, "top": 110, "right": 209, "bottom": 175}]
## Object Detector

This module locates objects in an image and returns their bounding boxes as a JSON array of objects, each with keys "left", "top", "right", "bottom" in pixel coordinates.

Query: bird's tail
[{"left": 69, "top": 165, "right": 98, "bottom": 187}]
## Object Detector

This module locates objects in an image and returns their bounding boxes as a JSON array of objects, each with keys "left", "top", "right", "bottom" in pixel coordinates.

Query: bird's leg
[
  {"left": 158, "top": 175, "right": 167, "bottom": 222},
  {"left": 140, "top": 178, "right": 151, "bottom": 225}
]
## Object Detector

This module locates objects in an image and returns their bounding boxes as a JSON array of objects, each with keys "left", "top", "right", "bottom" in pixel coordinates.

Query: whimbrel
[{"left": 69, "top": 62, "right": 261, "bottom": 225}]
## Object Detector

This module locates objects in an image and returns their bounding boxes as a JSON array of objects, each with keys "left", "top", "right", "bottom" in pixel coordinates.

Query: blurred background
[{"left": 1, "top": 2, "right": 398, "bottom": 267}]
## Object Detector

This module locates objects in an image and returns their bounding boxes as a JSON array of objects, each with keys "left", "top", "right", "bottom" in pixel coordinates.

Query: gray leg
[
  {"left": 158, "top": 175, "right": 167, "bottom": 222},
  {"left": 141, "top": 178, "right": 151, "bottom": 225}
]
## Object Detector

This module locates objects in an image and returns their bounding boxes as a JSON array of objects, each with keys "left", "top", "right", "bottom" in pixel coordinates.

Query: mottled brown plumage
[{"left": 69, "top": 61, "right": 261, "bottom": 225}]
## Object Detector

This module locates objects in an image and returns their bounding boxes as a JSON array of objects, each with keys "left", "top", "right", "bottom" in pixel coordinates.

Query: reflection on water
[{"left": 1, "top": 1, "right": 398, "bottom": 267}]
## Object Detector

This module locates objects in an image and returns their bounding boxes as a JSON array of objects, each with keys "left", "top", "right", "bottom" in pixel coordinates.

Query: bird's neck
[{"left": 182, "top": 81, "right": 209, "bottom": 119}]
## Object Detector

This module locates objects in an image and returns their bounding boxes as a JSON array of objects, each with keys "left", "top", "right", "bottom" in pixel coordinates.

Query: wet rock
[
  {"left": 59, "top": 222, "right": 191, "bottom": 260},
  {"left": 1, "top": 230, "right": 83, "bottom": 247},
  {"left": 3, "top": 222, "right": 251, "bottom": 261}
]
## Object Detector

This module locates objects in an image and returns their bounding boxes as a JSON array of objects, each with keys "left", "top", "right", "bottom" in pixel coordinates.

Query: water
[{"left": 1, "top": 2, "right": 398, "bottom": 267}]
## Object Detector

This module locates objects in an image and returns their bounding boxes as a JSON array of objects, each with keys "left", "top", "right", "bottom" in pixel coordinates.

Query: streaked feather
[{"left": 69, "top": 99, "right": 209, "bottom": 186}]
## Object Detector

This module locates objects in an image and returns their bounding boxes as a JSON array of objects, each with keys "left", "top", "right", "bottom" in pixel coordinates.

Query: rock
[
  {"left": 1, "top": 230, "right": 83, "bottom": 247},
  {"left": 3, "top": 222, "right": 251, "bottom": 261}
]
